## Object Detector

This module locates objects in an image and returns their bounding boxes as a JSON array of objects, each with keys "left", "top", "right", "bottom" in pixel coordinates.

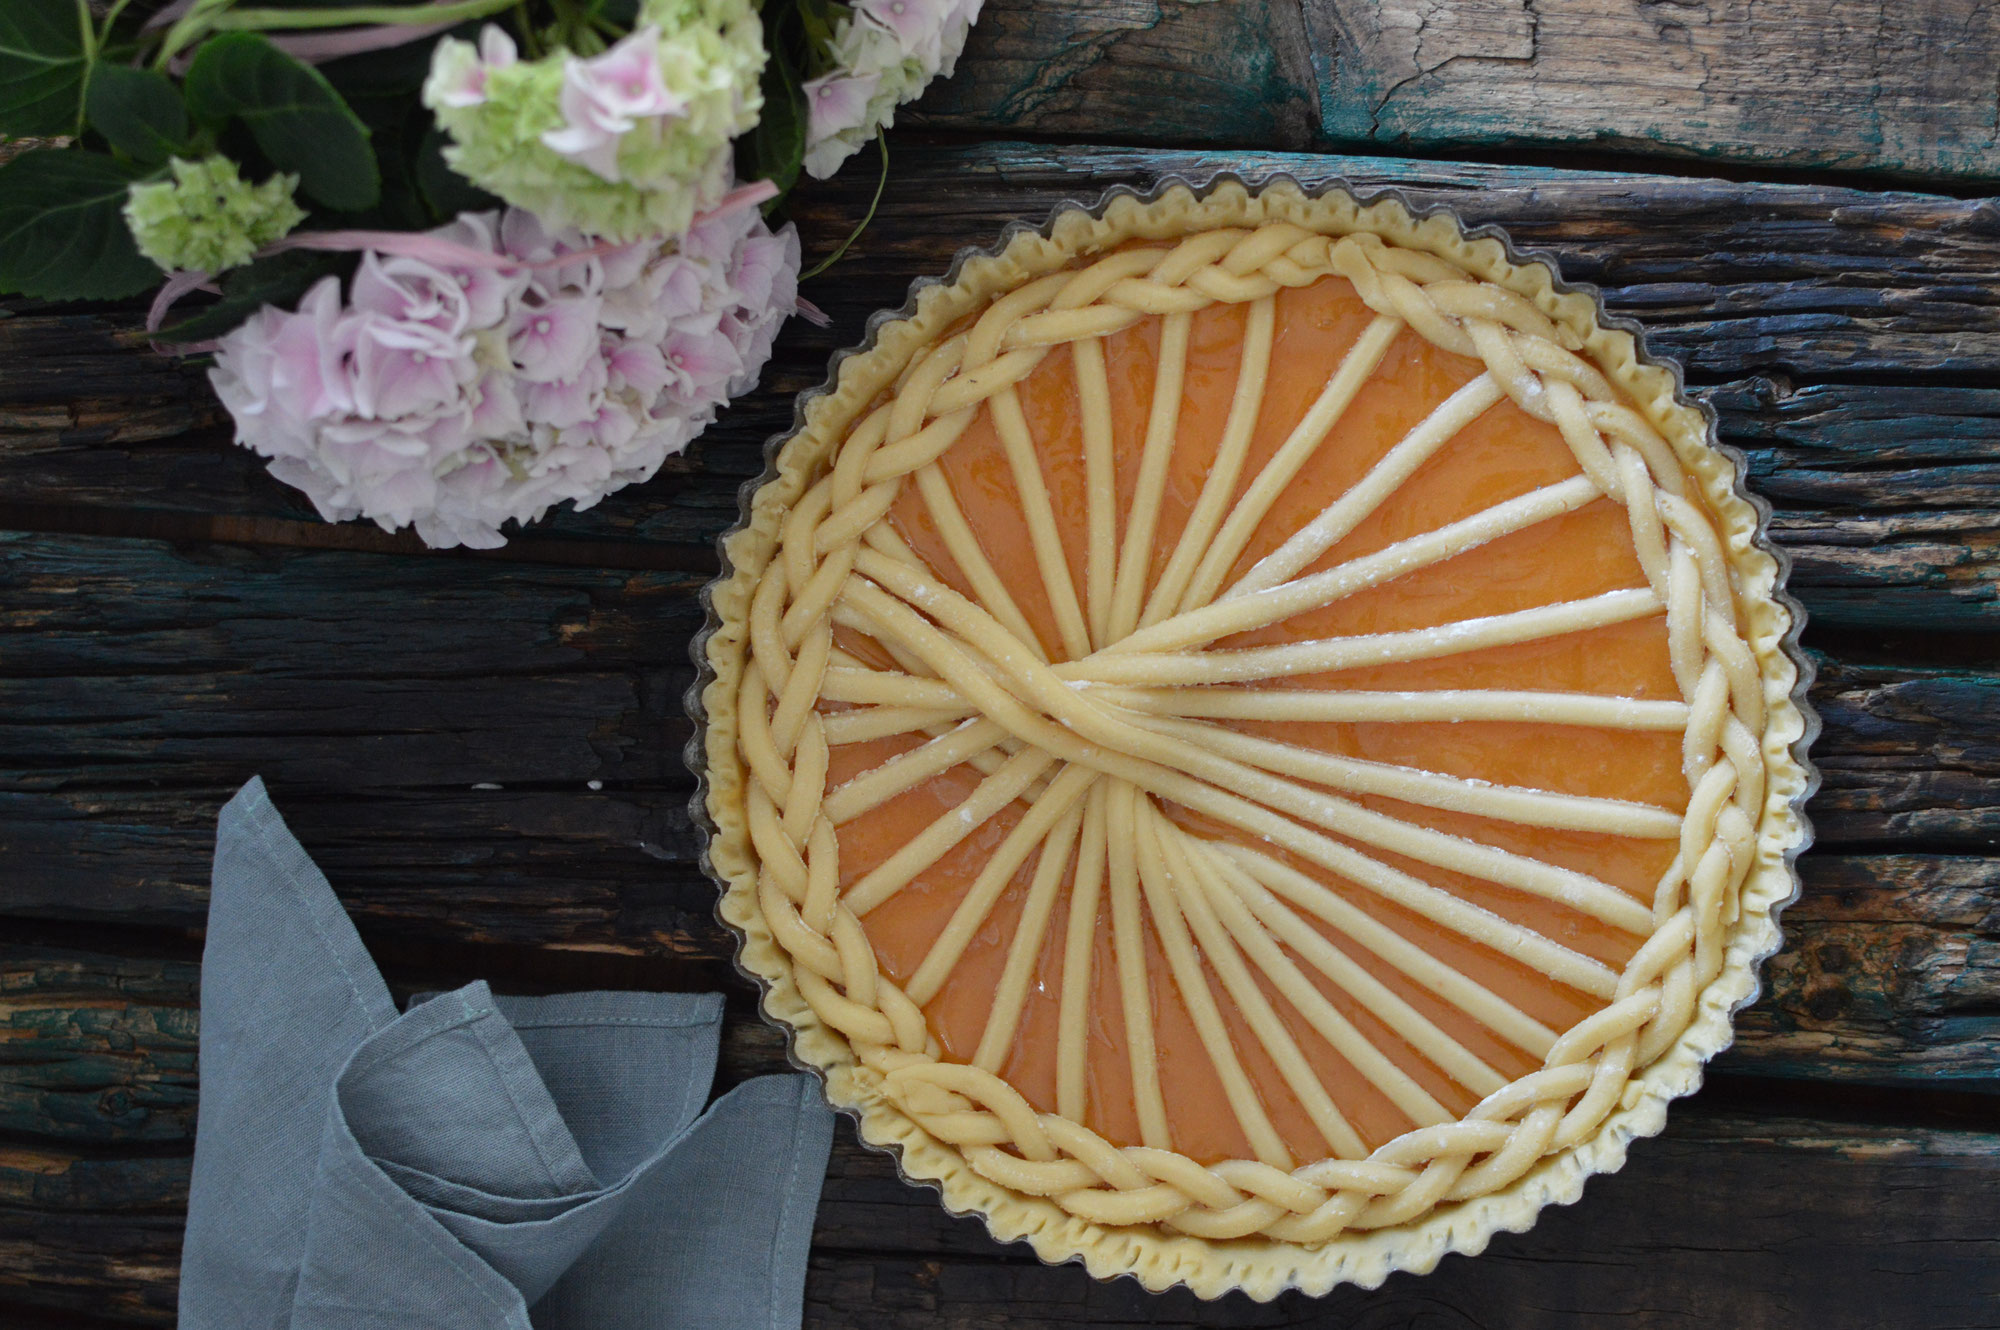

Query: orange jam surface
[{"left": 822, "top": 273, "right": 1684, "bottom": 1165}]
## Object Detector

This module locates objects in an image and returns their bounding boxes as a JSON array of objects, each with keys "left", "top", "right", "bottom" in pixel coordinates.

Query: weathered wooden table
[{"left": 6, "top": 4, "right": 2000, "bottom": 1325}]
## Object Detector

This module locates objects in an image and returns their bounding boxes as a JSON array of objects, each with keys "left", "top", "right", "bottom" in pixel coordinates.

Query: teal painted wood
[
  {"left": 5, "top": 126, "right": 2000, "bottom": 1324},
  {"left": 4, "top": 531, "right": 1998, "bottom": 1091},
  {"left": 1304, "top": 0, "right": 2000, "bottom": 181},
  {"left": 5, "top": 1106, "right": 1996, "bottom": 1328},
  {"left": 912, "top": 0, "right": 2000, "bottom": 183},
  {"left": 912, "top": 0, "right": 1322, "bottom": 149},
  {"left": 3, "top": 940, "right": 1997, "bottom": 1322},
  {"left": 0, "top": 951, "right": 198, "bottom": 1146},
  {"left": 0, "top": 923, "right": 1992, "bottom": 1174},
  {"left": 1731, "top": 853, "right": 2000, "bottom": 1091}
]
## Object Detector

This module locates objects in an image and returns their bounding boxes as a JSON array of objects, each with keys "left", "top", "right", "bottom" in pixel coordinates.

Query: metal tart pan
[{"left": 683, "top": 171, "right": 1822, "bottom": 1297}]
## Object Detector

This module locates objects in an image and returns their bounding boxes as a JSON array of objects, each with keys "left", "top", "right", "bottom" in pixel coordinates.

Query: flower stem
[
  {"left": 543, "top": 0, "right": 603, "bottom": 52},
  {"left": 73, "top": 0, "right": 95, "bottom": 133},
  {"left": 801, "top": 131, "right": 887, "bottom": 281},
  {"left": 510, "top": 1, "right": 545, "bottom": 58},
  {"left": 154, "top": 0, "right": 243, "bottom": 68},
  {"left": 97, "top": 0, "right": 139, "bottom": 45},
  {"left": 210, "top": 0, "right": 520, "bottom": 32}
]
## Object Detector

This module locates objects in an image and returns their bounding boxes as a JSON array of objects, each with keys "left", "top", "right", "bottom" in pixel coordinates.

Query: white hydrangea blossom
[
  {"left": 423, "top": 0, "right": 766, "bottom": 241},
  {"left": 801, "top": 0, "right": 982, "bottom": 179}
]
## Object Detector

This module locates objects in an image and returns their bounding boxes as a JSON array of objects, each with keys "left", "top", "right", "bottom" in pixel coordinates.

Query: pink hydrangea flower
[
  {"left": 856, "top": 0, "right": 963, "bottom": 65},
  {"left": 430, "top": 212, "right": 528, "bottom": 326},
  {"left": 210, "top": 197, "right": 801, "bottom": 549},
  {"left": 507, "top": 293, "right": 602, "bottom": 382},
  {"left": 659, "top": 312, "right": 741, "bottom": 400},
  {"left": 521, "top": 352, "right": 609, "bottom": 429},
  {"left": 469, "top": 369, "right": 526, "bottom": 439},
  {"left": 608, "top": 342, "right": 671, "bottom": 398},
  {"left": 803, "top": 0, "right": 983, "bottom": 178},
  {"left": 349, "top": 252, "right": 473, "bottom": 337},
  {"left": 803, "top": 71, "right": 881, "bottom": 150},
  {"left": 344, "top": 313, "right": 471, "bottom": 422},
  {"left": 541, "top": 26, "right": 686, "bottom": 182},
  {"left": 429, "top": 26, "right": 517, "bottom": 109}
]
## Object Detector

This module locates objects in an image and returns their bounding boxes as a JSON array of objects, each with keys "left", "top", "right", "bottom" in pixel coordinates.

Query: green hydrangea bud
[
  {"left": 123, "top": 155, "right": 307, "bottom": 275},
  {"left": 423, "top": 0, "right": 764, "bottom": 241}
]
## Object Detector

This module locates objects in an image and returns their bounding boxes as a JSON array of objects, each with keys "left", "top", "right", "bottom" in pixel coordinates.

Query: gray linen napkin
[{"left": 180, "top": 777, "right": 833, "bottom": 1330}]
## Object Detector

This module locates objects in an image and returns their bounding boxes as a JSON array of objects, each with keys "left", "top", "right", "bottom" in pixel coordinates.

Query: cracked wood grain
[
  {"left": 4, "top": 1102, "right": 1997, "bottom": 1326},
  {"left": 4, "top": 527, "right": 2000, "bottom": 879},
  {"left": 1297, "top": 0, "right": 2000, "bottom": 181},
  {"left": 1, "top": 939, "right": 1997, "bottom": 1325},
  {"left": 2, "top": 832, "right": 1992, "bottom": 1148},
  {"left": 7, "top": 147, "right": 2000, "bottom": 611},
  {"left": 909, "top": 0, "right": 1323, "bottom": 150},
  {"left": 908, "top": 0, "right": 2000, "bottom": 180},
  {"left": 4, "top": 134, "right": 2000, "bottom": 1323}
]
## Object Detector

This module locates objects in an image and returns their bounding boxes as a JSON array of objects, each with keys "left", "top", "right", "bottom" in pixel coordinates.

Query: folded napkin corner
[{"left": 181, "top": 777, "right": 834, "bottom": 1330}]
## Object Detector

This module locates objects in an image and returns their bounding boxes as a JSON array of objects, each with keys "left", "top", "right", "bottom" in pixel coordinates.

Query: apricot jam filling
[{"left": 819, "top": 274, "right": 1683, "bottom": 1166}]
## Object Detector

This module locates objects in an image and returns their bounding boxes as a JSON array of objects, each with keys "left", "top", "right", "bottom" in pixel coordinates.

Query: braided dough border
[{"left": 694, "top": 178, "right": 1816, "bottom": 1299}]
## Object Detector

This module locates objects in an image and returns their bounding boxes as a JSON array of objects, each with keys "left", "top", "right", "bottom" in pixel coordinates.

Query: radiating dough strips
[{"left": 698, "top": 180, "right": 1813, "bottom": 1297}]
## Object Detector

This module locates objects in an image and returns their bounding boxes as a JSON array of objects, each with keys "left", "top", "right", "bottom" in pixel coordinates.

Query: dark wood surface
[
  {"left": 910, "top": 0, "right": 2000, "bottom": 183},
  {"left": 5, "top": 5, "right": 2000, "bottom": 1326}
]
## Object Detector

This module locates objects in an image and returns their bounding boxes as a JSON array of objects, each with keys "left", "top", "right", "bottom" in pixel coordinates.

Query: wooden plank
[
  {"left": 8, "top": 530, "right": 2000, "bottom": 871},
  {"left": 1811, "top": 658, "right": 2000, "bottom": 849},
  {"left": 0, "top": 952, "right": 198, "bottom": 1146},
  {"left": 5, "top": 1107, "right": 1998, "bottom": 1327},
  {"left": 7, "top": 147, "right": 2000, "bottom": 618},
  {"left": 909, "top": 0, "right": 1323, "bottom": 150},
  {"left": 1721, "top": 379, "right": 2000, "bottom": 629},
  {"left": 811, "top": 1110, "right": 2000, "bottom": 1322},
  {"left": 0, "top": 1210, "right": 182, "bottom": 1327},
  {"left": 5, "top": 813, "right": 1995, "bottom": 1163},
  {"left": 911, "top": 0, "right": 2000, "bottom": 182},
  {"left": 4, "top": 668, "right": 1997, "bottom": 876},
  {"left": 1305, "top": 0, "right": 2000, "bottom": 181},
  {"left": 0, "top": 665, "right": 1994, "bottom": 917},
  {"left": 1726, "top": 855, "right": 2000, "bottom": 1091},
  {"left": 803, "top": 1104, "right": 2000, "bottom": 1327},
  {"left": 787, "top": 145, "right": 2000, "bottom": 378},
  {"left": 29, "top": 862, "right": 1997, "bottom": 1091},
  {"left": 0, "top": 1148, "right": 188, "bottom": 1215},
  {"left": 10, "top": 367, "right": 1999, "bottom": 627}
]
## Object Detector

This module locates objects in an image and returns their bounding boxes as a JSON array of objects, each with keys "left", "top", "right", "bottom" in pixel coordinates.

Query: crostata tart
[{"left": 696, "top": 179, "right": 1814, "bottom": 1296}]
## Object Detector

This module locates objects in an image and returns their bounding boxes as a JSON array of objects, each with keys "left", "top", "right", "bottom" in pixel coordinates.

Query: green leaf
[
  {"left": 159, "top": 248, "right": 344, "bottom": 343},
  {"left": 797, "top": 0, "right": 851, "bottom": 73},
  {"left": 353, "top": 104, "right": 434, "bottom": 231},
  {"left": 740, "top": 42, "right": 806, "bottom": 207},
  {"left": 586, "top": 0, "right": 642, "bottom": 27},
  {"left": 0, "top": 0, "right": 89, "bottom": 136},
  {"left": 183, "top": 32, "right": 379, "bottom": 211},
  {"left": 85, "top": 64, "right": 190, "bottom": 164},
  {"left": 0, "top": 149, "right": 158, "bottom": 301}
]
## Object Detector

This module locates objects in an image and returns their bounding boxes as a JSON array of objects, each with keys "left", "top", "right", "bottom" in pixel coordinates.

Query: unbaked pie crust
[{"left": 696, "top": 179, "right": 1814, "bottom": 1297}]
